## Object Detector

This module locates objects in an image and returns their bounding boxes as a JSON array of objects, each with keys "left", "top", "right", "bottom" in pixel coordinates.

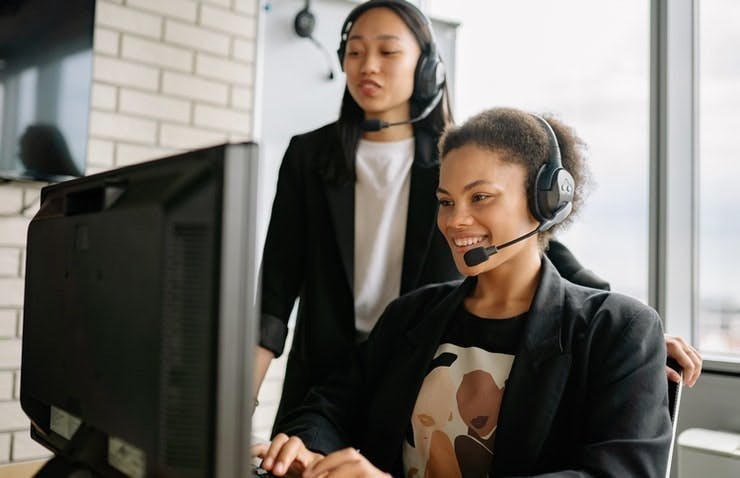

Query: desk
[{"left": 0, "top": 460, "right": 45, "bottom": 478}]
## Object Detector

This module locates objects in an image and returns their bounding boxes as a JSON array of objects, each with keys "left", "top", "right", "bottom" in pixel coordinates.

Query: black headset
[
  {"left": 336, "top": 0, "right": 446, "bottom": 105},
  {"left": 530, "top": 114, "right": 575, "bottom": 232}
]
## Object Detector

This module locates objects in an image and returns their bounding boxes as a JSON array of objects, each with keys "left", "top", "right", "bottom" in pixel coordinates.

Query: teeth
[{"left": 454, "top": 236, "right": 484, "bottom": 247}]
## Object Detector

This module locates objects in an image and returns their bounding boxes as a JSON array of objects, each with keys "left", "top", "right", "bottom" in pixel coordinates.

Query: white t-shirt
[{"left": 354, "top": 137, "right": 415, "bottom": 334}]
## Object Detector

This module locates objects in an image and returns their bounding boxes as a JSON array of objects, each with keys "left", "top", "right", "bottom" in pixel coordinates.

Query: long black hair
[{"left": 327, "top": 0, "right": 453, "bottom": 185}]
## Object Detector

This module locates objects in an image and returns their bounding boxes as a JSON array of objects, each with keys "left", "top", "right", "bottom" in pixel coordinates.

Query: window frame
[{"left": 651, "top": 0, "right": 740, "bottom": 371}]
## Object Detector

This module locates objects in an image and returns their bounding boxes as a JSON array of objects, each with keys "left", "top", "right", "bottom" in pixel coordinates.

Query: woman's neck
[
  {"left": 465, "top": 247, "right": 542, "bottom": 319},
  {"left": 361, "top": 123, "right": 415, "bottom": 142}
]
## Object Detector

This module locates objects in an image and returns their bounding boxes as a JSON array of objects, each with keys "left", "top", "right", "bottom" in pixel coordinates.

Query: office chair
[{"left": 665, "top": 357, "right": 684, "bottom": 478}]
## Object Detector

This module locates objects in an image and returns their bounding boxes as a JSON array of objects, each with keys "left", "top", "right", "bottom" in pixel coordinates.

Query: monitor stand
[{"left": 34, "top": 456, "right": 94, "bottom": 478}]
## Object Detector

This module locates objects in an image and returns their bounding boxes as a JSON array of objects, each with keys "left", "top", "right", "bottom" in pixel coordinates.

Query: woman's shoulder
[
  {"left": 377, "top": 280, "right": 462, "bottom": 320},
  {"left": 562, "top": 280, "right": 661, "bottom": 332},
  {"left": 368, "top": 279, "right": 463, "bottom": 343},
  {"left": 397, "top": 279, "right": 462, "bottom": 306},
  {"left": 281, "top": 122, "right": 342, "bottom": 172},
  {"left": 290, "top": 121, "right": 340, "bottom": 145}
]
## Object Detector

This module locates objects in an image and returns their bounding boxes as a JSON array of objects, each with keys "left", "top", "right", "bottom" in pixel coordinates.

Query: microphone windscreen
[
  {"left": 464, "top": 247, "right": 490, "bottom": 267},
  {"left": 362, "top": 119, "right": 384, "bottom": 132}
]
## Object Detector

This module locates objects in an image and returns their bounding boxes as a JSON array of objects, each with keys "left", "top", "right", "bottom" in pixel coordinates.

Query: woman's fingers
[
  {"left": 272, "top": 435, "right": 312, "bottom": 476},
  {"left": 665, "top": 365, "right": 682, "bottom": 385},
  {"left": 259, "top": 433, "right": 307, "bottom": 476},
  {"left": 665, "top": 335, "right": 703, "bottom": 387},
  {"left": 255, "top": 434, "right": 324, "bottom": 477},
  {"left": 304, "top": 448, "right": 390, "bottom": 478},
  {"left": 683, "top": 345, "right": 703, "bottom": 387},
  {"left": 251, "top": 442, "right": 269, "bottom": 458}
]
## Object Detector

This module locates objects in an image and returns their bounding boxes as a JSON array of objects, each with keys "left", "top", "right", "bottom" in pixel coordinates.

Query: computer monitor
[
  {"left": 1, "top": 0, "right": 95, "bottom": 181},
  {"left": 21, "top": 143, "right": 261, "bottom": 477}
]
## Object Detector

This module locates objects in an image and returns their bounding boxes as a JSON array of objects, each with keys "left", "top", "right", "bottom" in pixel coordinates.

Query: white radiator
[{"left": 677, "top": 428, "right": 740, "bottom": 478}]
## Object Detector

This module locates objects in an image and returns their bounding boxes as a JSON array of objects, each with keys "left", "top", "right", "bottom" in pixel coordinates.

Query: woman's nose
[
  {"left": 446, "top": 205, "right": 474, "bottom": 229},
  {"left": 360, "top": 52, "right": 380, "bottom": 74}
]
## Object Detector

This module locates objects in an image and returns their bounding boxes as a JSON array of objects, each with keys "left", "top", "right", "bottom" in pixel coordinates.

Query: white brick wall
[
  {"left": 11, "top": 431, "right": 49, "bottom": 462},
  {"left": 0, "top": 249, "right": 20, "bottom": 278},
  {"left": 127, "top": 0, "right": 198, "bottom": 23},
  {"left": 119, "top": 89, "right": 192, "bottom": 123},
  {"left": 159, "top": 123, "right": 228, "bottom": 149},
  {"left": 0, "top": 340, "right": 21, "bottom": 369},
  {"left": 13, "top": 371, "right": 20, "bottom": 399},
  {"left": 0, "top": 187, "right": 23, "bottom": 216},
  {"left": 162, "top": 71, "right": 229, "bottom": 105},
  {"left": 195, "top": 53, "right": 253, "bottom": 85},
  {"left": 91, "top": 83, "right": 118, "bottom": 111},
  {"left": 121, "top": 35, "right": 194, "bottom": 72},
  {"left": 93, "top": 27, "right": 120, "bottom": 56},
  {"left": 0, "top": 371, "right": 13, "bottom": 399},
  {"left": 165, "top": 19, "right": 231, "bottom": 55},
  {"left": 0, "top": 433, "right": 9, "bottom": 463},
  {"left": 194, "top": 103, "right": 251, "bottom": 132},
  {"left": 0, "top": 311, "right": 16, "bottom": 341},
  {"left": 0, "top": 0, "right": 260, "bottom": 463},
  {"left": 89, "top": 0, "right": 257, "bottom": 169},
  {"left": 89, "top": 111, "right": 158, "bottom": 143},
  {"left": 233, "top": 38, "right": 256, "bottom": 63},
  {"left": 0, "top": 280, "right": 23, "bottom": 308},
  {"left": 0, "top": 217, "right": 31, "bottom": 247},
  {"left": 96, "top": 2, "right": 162, "bottom": 39},
  {"left": 200, "top": 5, "right": 256, "bottom": 38},
  {"left": 93, "top": 56, "right": 159, "bottom": 90},
  {"left": 116, "top": 144, "right": 177, "bottom": 167},
  {"left": 87, "top": 139, "right": 116, "bottom": 168},
  {"left": 231, "top": 86, "right": 253, "bottom": 111}
]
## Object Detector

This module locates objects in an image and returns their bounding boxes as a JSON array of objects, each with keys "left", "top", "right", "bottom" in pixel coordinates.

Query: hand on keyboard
[{"left": 252, "top": 463, "right": 276, "bottom": 477}]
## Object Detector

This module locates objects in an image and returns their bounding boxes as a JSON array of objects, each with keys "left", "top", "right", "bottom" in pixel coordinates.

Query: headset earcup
[
  {"left": 337, "top": 45, "right": 344, "bottom": 71},
  {"left": 413, "top": 52, "right": 444, "bottom": 103},
  {"left": 534, "top": 167, "right": 574, "bottom": 222}
]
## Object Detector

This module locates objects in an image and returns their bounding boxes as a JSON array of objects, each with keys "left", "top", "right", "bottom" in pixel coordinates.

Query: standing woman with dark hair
[{"left": 255, "top": 0, "right": 458, "bottom": 429}]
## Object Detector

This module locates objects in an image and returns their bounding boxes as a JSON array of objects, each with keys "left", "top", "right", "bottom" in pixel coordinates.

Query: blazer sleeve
[
  {"left": 523, "top": 302, "right": 672, "bottom": 477},
  {"left": 274, "top": 332, "right": 371, "bottom": 454},
  {"left": 259, "top": 136, "right": 308, "bottom": 357},
  {"left": 273, "top": 293, "right": 411, "bottom": 454}
]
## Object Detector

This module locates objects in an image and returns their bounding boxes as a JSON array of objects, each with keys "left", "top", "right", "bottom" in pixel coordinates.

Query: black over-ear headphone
[
  {"left": 336, "top": 0, "right": 446, "bottom": 105},
  {"left": 530, "top": 114, "right": 575, "bottom": 232}
]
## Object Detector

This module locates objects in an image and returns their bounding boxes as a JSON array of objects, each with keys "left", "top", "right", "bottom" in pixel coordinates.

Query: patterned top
[{"left": 402, "top": 307, "right": 526, "bottom": 478}]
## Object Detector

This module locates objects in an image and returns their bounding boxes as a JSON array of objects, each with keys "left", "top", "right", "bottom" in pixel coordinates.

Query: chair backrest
[{"left": 665, "top": 357, "right": 684, "bottom": 478}]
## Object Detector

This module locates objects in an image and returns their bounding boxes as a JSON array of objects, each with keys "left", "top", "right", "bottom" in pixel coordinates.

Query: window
[
  {"left": 429, "top": 0, "right": 651, "bottom": 300},
  {"left": 698, "top": 0, "right": 740, "bottom": 355}
]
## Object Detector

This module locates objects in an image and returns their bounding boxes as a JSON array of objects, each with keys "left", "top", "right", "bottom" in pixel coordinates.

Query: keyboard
[{"left": 252, "top": 463, "right": 276, "bottom": 477}]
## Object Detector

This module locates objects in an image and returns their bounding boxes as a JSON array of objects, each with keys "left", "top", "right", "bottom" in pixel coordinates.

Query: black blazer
[
  {"left": 277, "top": 257, "right": 672, "bottom": 477},
  {"left": 260, "top": 122, "right": 459, "bottom": 426}
]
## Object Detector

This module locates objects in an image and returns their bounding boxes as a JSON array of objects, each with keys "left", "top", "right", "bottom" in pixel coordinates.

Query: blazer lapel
[
  {"left": 493, "top": 257, "right": 573, "bottom": 476},
  {"left": 367, "top": 278, "right": 475, "bottom": 471},
  {"left": 400, "top": 131, "right": 440, "bottom": 293},
  {"left": 322, "top": 131, "right": 355, "bottom": 290},
  {"left": 324, "top": 179, "right": 354, "bottom": 290}
]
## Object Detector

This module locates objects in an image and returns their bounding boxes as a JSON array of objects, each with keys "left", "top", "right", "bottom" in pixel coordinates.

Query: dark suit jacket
[
  {"left": 277, "top": 257, "right": 672, "bottom": 477},
  {"left": 260, "top": 122, "right": 459, "bottom": 426}
]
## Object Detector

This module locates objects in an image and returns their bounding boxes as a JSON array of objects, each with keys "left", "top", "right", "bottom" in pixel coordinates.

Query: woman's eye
[
  {"left": 472, "top": 194, "right": 490, "bottom": 202},
  {"left": 381, "top": 50, "right": 400, "bottom": 55},
  {"left": 438, "top": 198, "right": 453, "bottom": 207}
]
